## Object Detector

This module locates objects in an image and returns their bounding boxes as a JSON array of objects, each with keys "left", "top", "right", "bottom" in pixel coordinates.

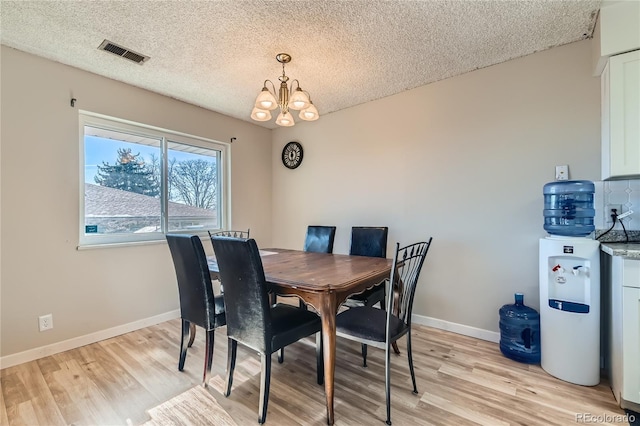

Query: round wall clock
[{"left": 282, "top": 141, "right": 304, "bottom": 169}]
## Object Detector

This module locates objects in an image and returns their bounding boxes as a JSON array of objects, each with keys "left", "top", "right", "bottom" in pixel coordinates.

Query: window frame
[{"left": 78, "top": 110, "right": 230, "bottom": 248}]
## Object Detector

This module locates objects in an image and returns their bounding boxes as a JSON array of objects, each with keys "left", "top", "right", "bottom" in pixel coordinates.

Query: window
[{"left": 80, "top": 111, "right": 229, "bottom": 246}]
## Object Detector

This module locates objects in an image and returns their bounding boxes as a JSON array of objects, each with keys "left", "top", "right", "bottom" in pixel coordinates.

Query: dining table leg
[{"left": 318, "top": 292, "right": 337, "bottom": 425}]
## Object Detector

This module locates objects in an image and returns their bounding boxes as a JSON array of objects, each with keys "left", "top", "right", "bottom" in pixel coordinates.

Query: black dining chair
[
  {"left": 211, "top": 236, "right": 324, "bottom": 424},
  {"left": 344, "top": 227, "right": 391, "bottom": 359},
  {"left": 208, "top": 229, "right": 250, "bottom": 295},
  {"left": 296, "top": 225, "right": 337, "bottom": 312},
  {"left": 344, "top": 226, "right": 389, "bottom": 309},
  {"left": 273, "top": 225, "right": 336, "bottom": 362},
  {"left": 336, "top": 239, "right": 432, "bottom": 425},
  {"left": 182, "top": 230, "right": 249, "bottom": 350},
  {"left": 304, "top": 225, "right": 336, "bottom": 254},
  {"left": 166, "top": 234, "right": 226, "bottom": 388}
]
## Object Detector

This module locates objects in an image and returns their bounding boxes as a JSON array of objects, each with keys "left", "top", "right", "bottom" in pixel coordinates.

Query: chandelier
[{"left": 251, "top": 53, "right": 319, "bottom": 127}]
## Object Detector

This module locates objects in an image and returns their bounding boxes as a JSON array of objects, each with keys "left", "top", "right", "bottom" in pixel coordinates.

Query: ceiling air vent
[{"left": 98, "top": 40, "right": 149, "bottom": 65}]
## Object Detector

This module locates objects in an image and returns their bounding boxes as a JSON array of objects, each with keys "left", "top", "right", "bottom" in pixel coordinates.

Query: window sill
[
  {"left": 77, "top": 232, "right": 211, "bottom": 250},
  {"left": 77, "top": 239, "right": 166, "bottom": 250}
]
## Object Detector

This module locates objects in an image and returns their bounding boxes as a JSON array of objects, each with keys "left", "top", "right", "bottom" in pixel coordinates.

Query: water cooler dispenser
[{"left": 539, "top": 180, "right": 600, "bottom": 386}]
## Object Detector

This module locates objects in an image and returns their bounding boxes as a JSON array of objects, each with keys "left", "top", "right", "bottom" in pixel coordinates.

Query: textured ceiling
[{"left": 0, "top": 0, "right": 600, "bottom": 129}]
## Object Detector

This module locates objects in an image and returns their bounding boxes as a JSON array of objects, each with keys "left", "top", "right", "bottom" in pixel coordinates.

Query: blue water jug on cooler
[
  {"left": 499, "top": 293, "right": 541, "bottom": 364},
  {"left": 543, "top": 180, "right": 595, "bottom": 237}
]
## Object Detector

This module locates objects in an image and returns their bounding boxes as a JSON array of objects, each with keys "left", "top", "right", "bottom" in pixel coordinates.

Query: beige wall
[
  {"left": 271, "top": 40, "right": 601, "bottom": 333},
  {"left": 0, "top": 46, "right": 272, "bottom": 357}
]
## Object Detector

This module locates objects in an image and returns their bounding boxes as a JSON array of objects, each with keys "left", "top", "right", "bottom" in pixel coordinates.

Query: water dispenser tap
[
  {"left": 552, "top": 264, "right": 564, "bottom": 273},
  {"left": 572, "top": 266, "right": 583, "bottom": 276}
]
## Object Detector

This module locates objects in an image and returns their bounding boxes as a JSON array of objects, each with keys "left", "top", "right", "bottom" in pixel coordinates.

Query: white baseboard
[
  {"left": 1, "top": 310, "right": 497, "bottom": 370},
  {"left": 412, "top": 313, "right": 500, "bottom": 343},
  {"left": 0, "top": 309, "right": 181, "bottom": 370}
]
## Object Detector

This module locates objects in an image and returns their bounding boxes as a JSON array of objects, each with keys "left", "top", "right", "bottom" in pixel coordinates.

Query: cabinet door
[
  {"left": 603, "top": 50, "right": 640, "bottom": 179},
  {"left": 611, "top": 256, "right": 624, "bottom": 403},
  {"left": 622, "top": 287, "right": 640, "bottom": 404},
  {"left": 622, "top": 286, "right": 640, "bottom": 404}
]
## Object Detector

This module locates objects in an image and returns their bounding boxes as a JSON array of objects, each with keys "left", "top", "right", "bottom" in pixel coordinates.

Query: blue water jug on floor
[
  {"left": 543, "top": 180, "right": 595, "bottom": 237},
  {"left": 499, "top": 293, "right": 541, "bottom": 364}
]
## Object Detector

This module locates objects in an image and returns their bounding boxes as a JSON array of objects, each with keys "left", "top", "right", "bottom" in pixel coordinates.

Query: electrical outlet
[
  {"left": 555, "top": 165, "right": 569, "bottom": 181},
  {"left": 609, "top": 204, "right": 623, "bottom": 214},
  {"left": 607, "top": 204, "right": 623, "bottom": 223},
  {"left": 38, "top": 314, "right": 53, "bottom": 332}
]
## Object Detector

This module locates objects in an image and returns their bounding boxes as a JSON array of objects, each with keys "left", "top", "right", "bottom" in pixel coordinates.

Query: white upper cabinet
[
  {"left": 592, "top": 1, "right": 640, "bottom": 76},
  {"left": 601, "top": 50, "right": 640, "bottom": 180}
]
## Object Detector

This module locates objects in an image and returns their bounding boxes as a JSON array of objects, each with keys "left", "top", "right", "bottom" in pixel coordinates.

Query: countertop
[
  {"left": 600, "top": 242, "right": 640, "bottom": 259},
  {"left": 596, "top": 229, "right": 640, "bottom": 258}
]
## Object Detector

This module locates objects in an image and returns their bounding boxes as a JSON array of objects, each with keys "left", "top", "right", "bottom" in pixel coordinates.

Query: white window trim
[{"left": 78, "top": 110, "right": 230, "bottom": 248}]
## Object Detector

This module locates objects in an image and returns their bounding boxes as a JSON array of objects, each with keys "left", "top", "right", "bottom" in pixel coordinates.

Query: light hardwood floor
[{"left": 1, "top": 319, "right": 627, "bottom": 425}]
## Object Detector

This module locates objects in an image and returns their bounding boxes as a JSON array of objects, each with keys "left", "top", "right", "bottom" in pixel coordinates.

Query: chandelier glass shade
[{"left": 251, "top": 53, "right": 319, "bottom": 127}]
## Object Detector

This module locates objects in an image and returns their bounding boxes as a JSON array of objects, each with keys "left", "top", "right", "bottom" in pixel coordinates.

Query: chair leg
[
  {"left": 392, "top": 342, "right": 401, "bottom": 355},
  {"left": 224, "top": 339, "right": 237, "bottom": 397},
  {"left": 385, "top": 342, "right": 392, "bottom": 425},
  {"left": 361, "top": 343, "right": 368, "bottom": 367},
  {"left": 179, "top": 319, "right": 190, "bottom": 371},
  {"left": 188, "top": 323, "right": 196, "bottom": 348},
  {"left": 406, "top": 332, "right": 418, "bottom": 394},
  {"left": 278, "top": 347, "right": 284, "bottom": 364},
  {"left": 258, "top": 353, "right": 272, "bottom": 424},
  {"left": 202, "top": 329, "right": 214, "bottom": 388},
  {"left": 316, "top": 332, "right": 324, "bottom": 385}
]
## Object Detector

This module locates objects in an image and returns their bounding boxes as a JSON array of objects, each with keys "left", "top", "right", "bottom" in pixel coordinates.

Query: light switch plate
[{"left": 555, "top": 165, "right": 569, "bottom": 180}]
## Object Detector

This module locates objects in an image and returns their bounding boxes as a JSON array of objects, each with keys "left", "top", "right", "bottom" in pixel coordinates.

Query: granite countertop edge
[
  {"left": 595, "top": 230, "right": 640, "bottom": 258},
  {"left": 600, "top": 243, "right": 640, "bottom": 259}
]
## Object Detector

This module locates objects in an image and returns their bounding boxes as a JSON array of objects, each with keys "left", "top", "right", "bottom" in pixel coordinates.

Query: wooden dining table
[{"left": 207, "top": 248, "right": 393, "bottom": 425}]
